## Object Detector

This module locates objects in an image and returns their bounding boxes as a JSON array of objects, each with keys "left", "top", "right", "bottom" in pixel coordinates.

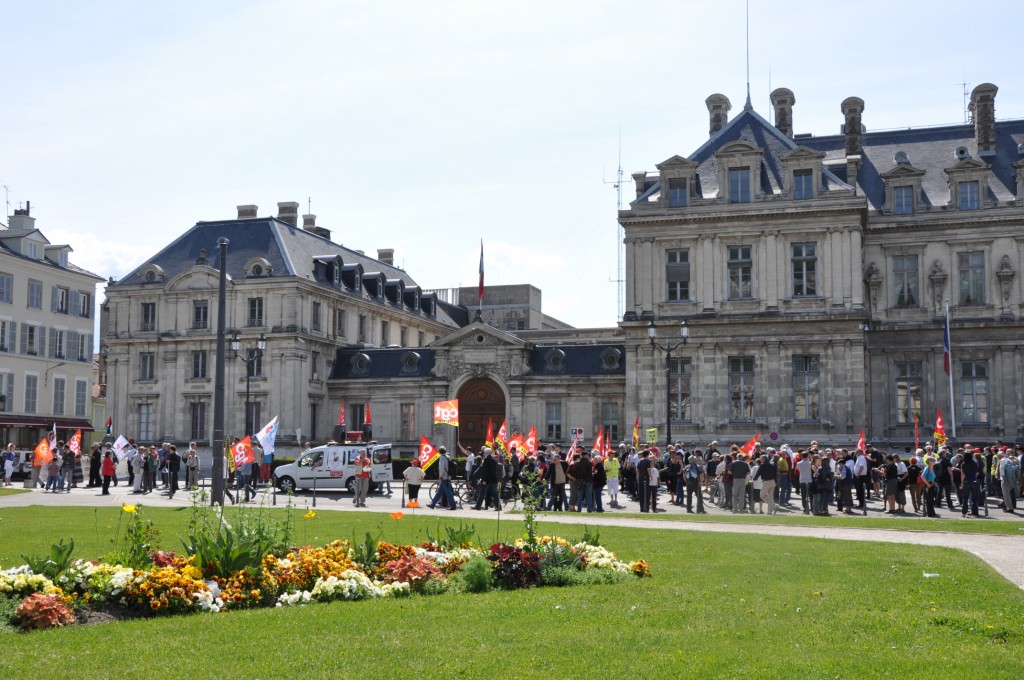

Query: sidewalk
[{"left": 3, "top": 483, "right": 1022, "bottom": 589}]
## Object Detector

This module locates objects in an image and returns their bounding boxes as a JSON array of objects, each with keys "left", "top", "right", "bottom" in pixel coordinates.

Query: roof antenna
[
  {"left": 744, "top": 0, "right": 752, "bottom": 111},
  {"left": 307, "top": 196, "right": 312, "bottom": 214}
]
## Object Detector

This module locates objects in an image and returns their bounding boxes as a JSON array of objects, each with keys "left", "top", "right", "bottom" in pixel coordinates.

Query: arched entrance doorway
[{"left": 456, "top": 377, "right": 506, "bottom": 454}]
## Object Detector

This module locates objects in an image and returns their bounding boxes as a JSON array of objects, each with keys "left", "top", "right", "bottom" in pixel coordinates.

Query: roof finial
[{"left": 744, "top": 0, "right": 752, "bottom": 111}]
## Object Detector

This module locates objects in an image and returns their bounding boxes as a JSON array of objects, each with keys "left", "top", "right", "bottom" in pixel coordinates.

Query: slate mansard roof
[{"left": 112, "top": 217, "right": 462, "bottom": 328}]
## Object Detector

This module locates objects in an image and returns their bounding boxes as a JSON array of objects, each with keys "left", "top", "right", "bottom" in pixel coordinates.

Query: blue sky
[{"left": 3, "top": 0, "right": 1022, "bottom": 328}]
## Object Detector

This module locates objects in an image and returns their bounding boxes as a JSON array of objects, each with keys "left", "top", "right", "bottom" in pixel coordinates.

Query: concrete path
[{"left": 3, "top": 484, "right": 1022, "bottom": 589}]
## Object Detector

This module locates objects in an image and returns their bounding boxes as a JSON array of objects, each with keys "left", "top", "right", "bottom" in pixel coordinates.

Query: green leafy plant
[
  {"left": 537, "top": 542, "right": 585, "bottom": 570},
  {"left": 426, "top": 521, "right": 477, "bottom": 550},
  {"left": 519, "top": 469, "right": 543, "bottom": 551},
  {"left": 108, "top": 505, "right": 157, "bottom": 569},
  {"left": 181, "top": 507, "right": 278, "bottom": 579},
  {"left": 456, "top": 555, "right": 494, "bottom": 593},
  {"left": 351, "top": 531, "right": 381, "bottom": 573},
  {"left": 21, "top": 538, "right": 75, "bottom": 581},
  {"left": 578, "top": 526, "right": 601, "bottom": 547}
]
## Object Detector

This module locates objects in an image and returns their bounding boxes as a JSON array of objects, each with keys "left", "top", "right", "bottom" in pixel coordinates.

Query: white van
[{"left": 274, "top": 444, "right": 393, "bottom": 494}]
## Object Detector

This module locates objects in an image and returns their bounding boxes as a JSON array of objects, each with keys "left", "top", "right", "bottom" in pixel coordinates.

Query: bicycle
[{"left": 425, "top": 479, "right": 465, "bottom": 508}]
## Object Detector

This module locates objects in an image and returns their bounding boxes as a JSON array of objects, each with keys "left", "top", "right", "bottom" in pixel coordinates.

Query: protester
[{"left": 403, "top": 459, "right": 424, "bottom": 505}]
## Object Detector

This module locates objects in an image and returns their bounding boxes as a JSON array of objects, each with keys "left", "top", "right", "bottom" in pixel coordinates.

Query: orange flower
[
  {"left": 406, "top": 500, "right": 420, "bottom": 508},
  {"left": 390, "top": 512, "right": 405, "bottom": 520}
]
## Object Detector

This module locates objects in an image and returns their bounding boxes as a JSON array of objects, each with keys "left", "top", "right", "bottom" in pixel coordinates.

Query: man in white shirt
[{"left": 854, "top": 449, "right": 870, "bottom": 510}]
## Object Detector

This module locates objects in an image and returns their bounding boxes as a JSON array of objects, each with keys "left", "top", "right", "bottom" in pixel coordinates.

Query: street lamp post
[
  {"left": 212, "top": 238, "right": 229, "bottom": 507},
  {"left": 231, "top": 331, "right": 267, "bottom": 436},
  {"left": 647, "top": 319, "right": 689, "bottom": 448}
]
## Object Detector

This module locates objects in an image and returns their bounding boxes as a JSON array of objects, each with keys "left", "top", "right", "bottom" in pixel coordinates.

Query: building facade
[
  {"left": 620, "top": 83, "right": 1024, "bottom": 448},
  {"left": 0, "top": 205, "right": 102, "bottom": 448}
]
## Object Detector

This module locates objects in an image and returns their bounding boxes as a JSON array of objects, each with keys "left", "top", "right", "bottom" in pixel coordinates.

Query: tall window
[
  {"left": 350, "top": 402, "right": 366, "bottom": 430},
  {"left": 792, "top": 355, "right": 820, "bottom": 421},
  {"left": 52, "top": 377, "right": 66, "bottom": 415},
  {"left": 246, "top": 349, "right": 263, "bottom": 378},
  {"left": 893, "top": 255, "right": 919, "bottom": 307},
  {"left": 0, "top": 273, "right": 11, "bottom": 303},
  {"left": 74, "top": 379, "right": 87, "bottom": 417},
  {"left": 190, "top": 402, "right": 206, "bottom": 441},
  {"left": 140, "top": 302, "right": 156, "bottom": 331},
  {"left": 728, "top": 246, "right": 752, "bottom": 299},
  {"left": 311, "top": 301, "right": 321, "bottom": 332},
  {"left": 78, "top": 292, "right": 92, "bottom": 318},
  {"left": 666, "top": 249, "right": 690, "bottom": 301},
  {"left": 960, "top": 361, "right": 988, "bottom": 424},
  {"left": 23, "top": 324, "right": 38, "bottom": 355},
  {"left": 139, "top": 352, "right": 156, "bottom": 380},
  {"left": 309, "top": 403, "right": 318, "bottom": 442},
  {"left": 76, "top": 334, "right": 89, "bottom": 362},
  {"left": 400, "top": 326, "right": 408, "bottom": 347},
  {"left": 27, "top": 280, "right": 42, "bottom": 309},
  {"left": 336, "top": 309, "right": 347, "bottom": 337},
  {"left": 191, "top": 350, "right": 207, "bottom": 379},
  {"left": 728, "top": 167, "right": 751, "bottom": 203},
  {"left": 247, "top": 297, "right": 264, "bottom": 326},
  {"left": 667, "top": 178, "right": 687, "bottom": 207},
  {"left": 52, "top": 330, "right": 66, "bottom": 359},
  {"left": 311, "top": 351, "right": 320, "bottom": 380},
  {"left": 958, "top": 181, "right": 979, "bottom": 210},
  {"left": 601, "top": 402, "right": 620, "bottom": 442},
  {"left": 546, "top": 402, "right": 562, "bottom": 441},
  {"left": 418, "top": 331, "right": 425, "bottom": 347},
  {"left": 894, "top": 186, "right": 914, "bottom": 214},
  {"left": 400, "top": 403, "right": 416, "bottom": 440},
  {"left": 138, "top": 403, "right": 153, "bottom": 441},
  {"left": 358, "top": 315, "right": 367, "bottom": 343},
  {"left": 729, "top": 356, "right": 754, "bottom": 421},
  {"left": 381, "top": 320, "right": 390, "bottom": 346},
  {"left": 669, "top": 358, "right": 691, "bottom": 422},
  {"left": 192, "top": 300, "right": 209, "bottom": 329},
  {"left": 895, "top": 361, "right": 922, "bottom": 425},
  {"left": 958, "top": 251, "right": 985, "bottom": 305},
  {"left": 0, "top": 372, "right": 12, "bottom": 412},
  {"left": 792, "top": 244, "right": 817, "bottom": 297},
  {"left": 246, "top": 402, "right": 261, "bottom": 437},
  {"left": 25, "top": 375, "right": 38, "bottom": 413},
  {"left": 54, "top": 286, "right": 69, "bottom": 314},
  {"left": 793, "top": 169, "right": 813, "bottom": 199}
]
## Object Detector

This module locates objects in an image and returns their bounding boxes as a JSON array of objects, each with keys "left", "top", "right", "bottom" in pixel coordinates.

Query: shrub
[
  {"left": 122, "top": 567, "right": 211, "bottom": 616},
  {"left": 21, "top": 538, "right": 76, "bottom": 581},
  {"left": 487, "top": 544, "right": 540, "bottom": 590},
  {"left": 456, "top": 556, "right": 494, "bottom": 594},
  {"left": 14, "top": 593, "right": 75, "bottom": 630},
  {"left": 383, "top": 555, "right": 443, "bottom": 592},
  {"left": 539, "top": 565, "right": 584, "bottom": 587}
]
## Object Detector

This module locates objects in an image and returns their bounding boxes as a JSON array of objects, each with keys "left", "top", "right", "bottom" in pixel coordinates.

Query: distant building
[
  {"left": 620, "top": 82, "right": 1024, "bottom": 447},
  {"left": 429, "top": 284, "right": 572, "bottom": 332},
  {"left": 0, "top": 204, "right": 103, "bottom": 448}
]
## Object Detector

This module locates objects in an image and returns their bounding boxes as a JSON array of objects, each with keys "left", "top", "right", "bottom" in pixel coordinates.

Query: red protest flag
[
  {"left": 593, "top": 428, "right": 604, "bottom": 455},
  {"left": 364, "top": 403, "right": 372, "bottom": 425},
  {"left": 856, "top": 430, "right": 866, "bottom": 453},
  {"left": 69, "top": 429, "right": 82, "bottom": 455},
  {"left": 433, "top": 399, "right": 460, "bottom": 426},
  {"left": 497, "top": 420, "right": 508, "bottom": 442},
  {"left": 34, "top": 438, "right": 53, "bottom": 467},
  {"left": 632, "top": 416, "right": 640, "bottom": 448},
  {"left": 934, "top": 409, "right": 947, "bottom": 447},
  {"left": 525, "top": 426, "right": 538, "bottom": 455},
  {"left": 418, "top": 436, "right": 440, "bottom": 471},
  {"left": 338, "top": 400, "right": 346, "bottom": 428},
  {"left": 231, "top": 436, "right": 255, "bottom": 468},
  {"left": 739, "top": 432, "right": 761, "bottom": 456}
]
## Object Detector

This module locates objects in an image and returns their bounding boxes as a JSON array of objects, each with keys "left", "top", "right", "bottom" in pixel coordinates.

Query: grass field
[
  {"left": 1, "top": 505, "right": 1022, "bottom": 678},
  {"left": 0, "top": 488, "right": 29, "bottom": 497}
]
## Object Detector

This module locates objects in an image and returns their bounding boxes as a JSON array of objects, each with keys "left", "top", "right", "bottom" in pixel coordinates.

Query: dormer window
[
  {"left": 793, "top": 170, "right": 813, "bottom": 200},
  {"left": 728, "top": 168, "right": 751, "bottom": 203},
  {"left": 58, "top": 251, "right": 68, "bottom": 267},
  {"left": 244, "top": 257, "right": 272, "bottom": 277},
  {"left": 958, "top": 181, "right": 979, "bottom": 210},
  {"left": 139, "top": 264, "right": 165, "bottom": 283},
  {"left": 667, "top": 179, "right": 687, "bottom": 207},
  {"left": 894, "top": 186, "right": 914, "bottom": 215}
]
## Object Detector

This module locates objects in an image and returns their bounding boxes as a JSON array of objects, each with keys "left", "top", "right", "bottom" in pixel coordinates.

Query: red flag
[
  {"left": 69, "top": 429, "right": 82, "bottom": 455},
  {"left": 934, "top": 409, "right": 947, "bottom": 447},
  {"left": 632, "top": 416, "right": 640, "bottom": 448},
  {"left": 433, "top": 399, "right": 460, "bottom": 426},
  {"left": 497, "top": 419, "right": 508, "bottom": 442},
  {"left": 856, "top": 430, "right": 866, "bottom": 453},
  {"left": 417, "top": 436, "right": 440, "bottom": 471},
  {"left": 603, "top": 428, "right": 612, "bottom": 458},
  {"left": 33, "top": 438, "right": 53, "bottom": 466},
  {"left": 525, "top": 426, "right": 538, "bottom": 455},
  {"left": 593, "top": 428, "right": 604, "bottom": 456},
  {"left": 485, "top": 418, "right": 494, "bottom": 446},
  {"left": 338, "top": 400, "right": 346, "bottom": 428},
  {"left": 739, "top": 432, "right": 761, "bottom": 456},
  {"left": 478, "top": 240, "right": 484, "bottom": 302},
  {"left": 231, "top": 436, "right": 255, "bottom": 468},
  {"left": 508, "top": 434, "right": 526, "bottom": 463},
  {"left": 364, "top": 403, "right": 372, "bottom": 425}
]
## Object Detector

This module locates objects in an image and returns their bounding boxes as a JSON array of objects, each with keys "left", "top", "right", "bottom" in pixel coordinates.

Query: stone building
[
  {"left": 620, "top": 83, "right": 1024, "bottom": 447},
  {"left": 0, "top": 205, "right": 102, "bottom": 448}
]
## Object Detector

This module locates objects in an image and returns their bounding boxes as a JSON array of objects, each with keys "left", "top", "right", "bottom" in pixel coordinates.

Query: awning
[
  {"left": 0, "top": 416, "right": 94, "bottom": 431},
  {"left": 53, "top": 419, "right": 95, "bottom": 432}
]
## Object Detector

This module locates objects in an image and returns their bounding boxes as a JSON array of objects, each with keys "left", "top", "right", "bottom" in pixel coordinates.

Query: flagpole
[{"left": 946, "top": 303, "right": 956, "bottom": 440}]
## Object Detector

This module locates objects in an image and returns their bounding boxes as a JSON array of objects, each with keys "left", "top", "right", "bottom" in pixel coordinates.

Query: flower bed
[{"left": 0, "top": 500, "right": 651, "bottom": 631}]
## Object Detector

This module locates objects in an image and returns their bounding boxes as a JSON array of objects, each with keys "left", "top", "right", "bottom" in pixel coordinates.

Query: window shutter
[
  {"left": 51, "top": 286, "right": 59, "bottom": 312},
  {"left": 70, "top": 290, "right": 80, "bottom": 315},
  {"left": 3, "top": 321, "right": 13, "bottom": 352},
  {"left": 37, "top": 326, "right": 47, "bottom": 356},
  {"left": 87, "top": 335, "right": 94, "bottom": 360},
  {"left": 50, "top": 327, "right": 58, "bottom": 358},
  {"left": 5, "top": 372, "right": 12, "bottom": 407},
  {"left": 68, "top": 331, "right": 79, "bottom": 360},
  {"left": 20, "top": 324, "right": 28, "bottom": 354}
]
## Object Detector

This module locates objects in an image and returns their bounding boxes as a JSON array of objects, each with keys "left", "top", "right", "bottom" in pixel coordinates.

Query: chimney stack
[
  {"left": 631, "top": 171, "right": 647, "bottom": 199},
  {"left": 302, "top": 214, "right": 316, "bottom": 228},
  {"left": 705, "top": 94, "right": 732, "bottom": 136},
  {"left": 237, "top": 204, "right": 258, "bottom": 219},
  {"left": 276, "top": 201, "right": 299, "bottom": 226},
  {"left": 8, "top": 201, "right": 35, "bottom": 231},
  {"left": 841, "top": 97, "right": 865, "bottom": 155},
  {"left": 770, "top": 88, "right": 795, "bottom": 137},
  {"left": 968, "top": 83, "right": 998, "bottom": 154},
  {"left": 377, "top": 248, "right": 395, "bottom": 266}
]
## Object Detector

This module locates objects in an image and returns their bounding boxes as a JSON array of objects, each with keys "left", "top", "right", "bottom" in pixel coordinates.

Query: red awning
[
  {"left": 0, "top": 416, "right": 94, "bottom": 431},
  {"left": 52, "top": 419, "right": 95, "bottom": 432}
]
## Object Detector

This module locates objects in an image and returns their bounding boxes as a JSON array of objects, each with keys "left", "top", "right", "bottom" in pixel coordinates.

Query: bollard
[
  {"left": 313, "top": 476, "right": 317, "bottom": 508},
  {"left": 272, "top": 481, "right": 277, "bottom": 507},
  {"left": 401, "top": 479, "right": 406, "bottom": 508}
]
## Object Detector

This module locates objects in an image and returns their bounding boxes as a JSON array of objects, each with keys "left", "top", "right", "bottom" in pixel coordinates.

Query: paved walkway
[{"left": 3, "top": 483, "right": 1022, "bottom": 589}]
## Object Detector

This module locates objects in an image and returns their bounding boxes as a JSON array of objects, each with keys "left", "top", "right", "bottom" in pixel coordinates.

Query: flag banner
[
  {"left": 48, "top": 423, "right": 57, "bottom": 449},
  {"left": 256, "top": 416, "right": 280, "bottom": 455},
  {"left": 632, "top": 416, "right": 640, "bottom": 447},
  {"left": 645, "top": 428, "right": 658, "bottom": 444},
  {"left": 934, "top": 409, "right": 947, "bottom": 447},
  {"left": 69, "top": 429, "right": 82, "bottom": 455},
  {"left": 508, "top": 434, "right": 526, "bottom": 462},
  {"left": 497, "top": 420, "right": 508, "bottom": 442},
  {"left": 478, "top": 240, "right": 485, "bottom": 301},
  {"left": 593, "top": 428, "right": 604, "bottom": 455},
  {"left": 602, "top": 428, "right": 612, "bottom": 458},
  {"left": 232, "top": 436, "right": 255, "bottom": 468},
  {"left": 338, "top": 400, "right": 346, "bottom": 428},
  {"left": 104, "top": 417, "right": 112, "bottom": 437},
  {"left": 567, "top": 430, "right": 580, "bottom": 464},
  {"left": 739, "top": 432, "right": 762, "bottom": 456},
  {"left": 856, "top": 430, "right": 866, "bottom": 453},
  {"left": 418, "top": 436, "right": 440, "bottom": 471},
  {"left": 33, "top": 438, "right": 53, "bottom": 466},
  {"left": 525, "top": 426, "right": 538, "bottom": 455},
  {"left": 226, "top": 438, "right": 236, "bottom": 474},
  {"left": 112, "top": 435, "right": 134, "bottom": 461},
  {"left": 364, "top": 403, "right": 372, "bottom": 424},
  {"left": 433, "top": 399, "right": 460, "bottom": 426},
  {"left": 485, "top": 418, "right": 494, "bottom": 446}
]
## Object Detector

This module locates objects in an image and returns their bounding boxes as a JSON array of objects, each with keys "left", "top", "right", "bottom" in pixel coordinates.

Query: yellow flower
[
  {"left": 121, "top": 503, "right": 137, "bottom": 514},
  {"left": 303, "top": 510, "right": 317, "bottom": 520}
]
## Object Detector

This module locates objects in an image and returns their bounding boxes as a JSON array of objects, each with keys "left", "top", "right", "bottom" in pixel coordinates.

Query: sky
[{"left": 3, "top": 0, "right": 1023, "bottom": 330}]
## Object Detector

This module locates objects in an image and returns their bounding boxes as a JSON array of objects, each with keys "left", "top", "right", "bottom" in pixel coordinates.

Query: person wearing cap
[{"left": 427, "top": 446, "right": 458, "bottom": 510}]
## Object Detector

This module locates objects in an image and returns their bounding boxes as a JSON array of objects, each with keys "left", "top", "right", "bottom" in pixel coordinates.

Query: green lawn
[
  {"left": 1, "top": 505, "right": 1022, "bottom": 678},
  {"left": 0, "top": 488, "right": 29, "bottom": 497}
]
